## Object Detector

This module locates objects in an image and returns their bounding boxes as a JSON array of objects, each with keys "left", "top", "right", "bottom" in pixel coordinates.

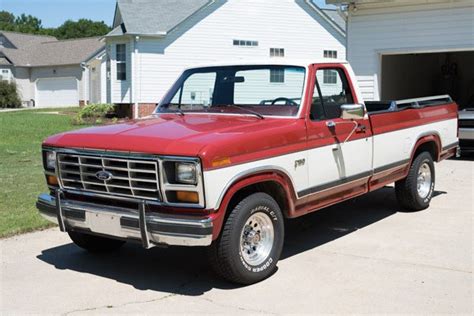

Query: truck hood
[{"left": 44, "top": 114, "right": 306, "bottom": 168}]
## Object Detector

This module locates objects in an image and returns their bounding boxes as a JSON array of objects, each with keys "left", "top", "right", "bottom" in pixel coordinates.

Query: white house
[
  {"left": 328, "top": 0, "right": 474, "bottom": 109},
  {"left": 0, "top": 31, "right": 105, "bottom": 108},
  {"left": 104, "top": 0, "right": 347, "bottom": 118}
]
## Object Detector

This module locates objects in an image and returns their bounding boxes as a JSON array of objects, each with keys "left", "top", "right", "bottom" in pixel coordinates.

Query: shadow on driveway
[{"left": 36, "top": 187, "right": 445, "bottom": 295}]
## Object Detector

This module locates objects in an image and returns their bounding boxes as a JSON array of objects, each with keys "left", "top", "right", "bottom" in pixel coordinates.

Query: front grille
[
  {"left": 459, "top": 119, "right": 474, "bottom": 128},
  {"left": 57, "top": 153, "right": 160, "bottom": 200}
]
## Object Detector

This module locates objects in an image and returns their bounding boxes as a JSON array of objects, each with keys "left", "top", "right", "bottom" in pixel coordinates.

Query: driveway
[{"left": 1, "top": 159, "right": 472, "bottom": 315}]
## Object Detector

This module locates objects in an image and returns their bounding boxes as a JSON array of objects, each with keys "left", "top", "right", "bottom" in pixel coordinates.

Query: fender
[
  {"left": 209, "top": 170, "right": 297, "bottom": 240},
  {"left": 410, "top": 133, "right": 442, "bottom": 163}
]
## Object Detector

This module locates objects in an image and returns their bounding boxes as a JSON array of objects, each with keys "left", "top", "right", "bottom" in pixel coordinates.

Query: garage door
[
  {"left": 381, "top": 51, "right": 474, "bottom": 110},
  {"left": 36, "top": 77, "right": 79, "bottom": 108}
]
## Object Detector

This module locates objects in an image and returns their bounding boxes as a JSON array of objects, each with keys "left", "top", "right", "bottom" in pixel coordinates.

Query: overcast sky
[{"left": 1, "top": 0, "right": 335, "bottom": 28}]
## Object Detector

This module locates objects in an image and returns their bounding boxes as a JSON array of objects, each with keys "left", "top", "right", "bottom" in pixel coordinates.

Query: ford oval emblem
[{"left": 96, "top": 171, "right": 113, "bottom": 182}]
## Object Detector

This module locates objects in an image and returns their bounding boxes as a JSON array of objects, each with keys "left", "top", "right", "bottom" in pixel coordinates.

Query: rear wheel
[
  {"left": 395, "top": 152, "right": 435, "bottom": 211},
  {"left": 68, "top": 231, "right": 125, "bottom": 253},
  {"left": 209, "top": 192, "right": 284, "bottom": 285}
]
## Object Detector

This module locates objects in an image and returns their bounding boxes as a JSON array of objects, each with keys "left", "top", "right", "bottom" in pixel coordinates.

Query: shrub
[
  {"left": 73, "top": 103, "right": 115, "bottom": 125},
  {"left": 0, "top": 81, "right": 21, "bottom": 109}
]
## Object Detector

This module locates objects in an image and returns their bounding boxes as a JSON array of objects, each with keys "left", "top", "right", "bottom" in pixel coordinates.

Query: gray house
[{"left": 0, "top": 31, "right": 105, "bottom": 107}]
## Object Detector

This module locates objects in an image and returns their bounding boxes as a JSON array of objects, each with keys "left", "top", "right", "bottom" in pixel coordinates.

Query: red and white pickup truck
[{"left": 37, "top": 60, "right": 458, "bottom": 284}]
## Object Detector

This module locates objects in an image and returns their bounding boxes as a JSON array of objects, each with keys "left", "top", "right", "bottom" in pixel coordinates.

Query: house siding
[
  {"left": 108, "top": 0, "right": 346, "bottom": 105},
  {"left": 108, "top": 40, "right": 132, "bottom": 103},
  {"left": 347, "top": 1, "right": 474, "bottom": 101},
  {"left": 13, "top": 67, "right": 32, "bottom": 102}
]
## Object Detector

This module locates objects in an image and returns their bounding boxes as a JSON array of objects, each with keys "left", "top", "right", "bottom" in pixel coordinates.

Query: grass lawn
[{"left": 0, "top": 108, "right": 88, "bottom": 237}]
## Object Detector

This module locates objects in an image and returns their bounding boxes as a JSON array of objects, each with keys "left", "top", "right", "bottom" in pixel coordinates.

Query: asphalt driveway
[{"left": 1, "top": 159, "right": 472, "bottom": 315}]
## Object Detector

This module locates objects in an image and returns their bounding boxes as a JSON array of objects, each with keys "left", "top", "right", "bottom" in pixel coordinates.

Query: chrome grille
[{"left": 57, "top": 153, "right": 160, "bottom": 200}]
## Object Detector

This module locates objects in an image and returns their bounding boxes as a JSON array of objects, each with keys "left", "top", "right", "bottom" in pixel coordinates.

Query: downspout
[{"left": 131, "top": 36, "right": 139, "bottom": 119}]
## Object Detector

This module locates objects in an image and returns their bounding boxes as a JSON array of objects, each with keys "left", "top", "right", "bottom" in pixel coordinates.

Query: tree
[
  {"left": 55, "top": 19, "right": 110, "bottom": 39},
  {"left": 0, "top": 11, "right": 111, "bottom": 39},
  {"left": 0, "top": 11, "right": 15, "bottom": 31},
  {"left": 14, "top": 14, "right": 43, "bottom": 33}
]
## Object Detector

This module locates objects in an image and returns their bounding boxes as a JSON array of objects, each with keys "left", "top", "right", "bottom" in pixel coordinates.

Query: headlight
[
  {"left": 45, "top": 151, "right": 57, "bottom": 170},
  {"left": 175, "top": 162, "right": 197, "bottom": 185}
]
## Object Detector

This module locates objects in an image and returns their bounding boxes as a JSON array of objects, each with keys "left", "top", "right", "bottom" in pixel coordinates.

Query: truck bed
[{"left": 366, "top": 95, "right": 454, "bottom": 114}]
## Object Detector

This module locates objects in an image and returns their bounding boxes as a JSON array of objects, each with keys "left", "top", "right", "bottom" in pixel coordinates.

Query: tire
[
  {"left": 209, "top": 192, "right": 284, "bottom": 285},
  {"left": 395, "top": 152, "right": 435, "bottom": 211},
  {"left": 68, "top": 231, "right": 125, "bottom": 253}
]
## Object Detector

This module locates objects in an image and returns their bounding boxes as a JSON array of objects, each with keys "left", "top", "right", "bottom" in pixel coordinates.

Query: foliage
[
  {"left": 55, "top": 19, "right": 111, "bottom": 39},
  {"left": 0, "top": 10, "right": 111, "bottom": 39},
  {"left": 0, "top": 81, "right": 21, "bottom": 109},
  {"left": 0, "top": 108, "right": 88, "bottom": 237},
  {"left": 73, "top": 103, "right": 115, "bottom": 125}
]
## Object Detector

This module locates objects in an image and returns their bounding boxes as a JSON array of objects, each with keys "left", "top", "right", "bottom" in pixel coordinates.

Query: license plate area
[{"left": 88, "top": 211, "right": 122, "bottom": 236}]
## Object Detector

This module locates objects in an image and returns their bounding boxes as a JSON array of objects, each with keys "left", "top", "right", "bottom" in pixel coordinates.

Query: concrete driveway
[{"left": 1, "top": 159, "right": 472, "bottom": 315}]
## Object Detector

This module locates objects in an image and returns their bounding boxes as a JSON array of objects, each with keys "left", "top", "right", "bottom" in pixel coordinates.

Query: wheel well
[
  {"left": 414, "top": 141, "right": 438, "bottom": 161},
  {"left": 226, "top": 181, "right": 289, "bottom": 218}
]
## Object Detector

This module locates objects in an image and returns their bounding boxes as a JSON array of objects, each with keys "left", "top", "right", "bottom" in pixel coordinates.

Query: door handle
[{"left": 356, "top": 124, "right": 367, "bottom": 133}]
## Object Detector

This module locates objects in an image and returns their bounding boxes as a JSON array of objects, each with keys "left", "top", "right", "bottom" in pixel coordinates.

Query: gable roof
[
  {"left": 107, "top": 0, "right": 345, "bottom": 37},
  {"left": 0, "top": 34, "right": 105, "bottom": 67},
  {"left": 0, "top": 31, "right": 57, "bottom": 49},
  {"left": 108, "top": 0, "right": 213, "bottom": 37}
]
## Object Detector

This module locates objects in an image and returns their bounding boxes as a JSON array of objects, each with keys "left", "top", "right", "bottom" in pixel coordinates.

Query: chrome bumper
[
  {"left": 459, "top": 128, "right": 474, "bottom": 140},
  {"left": 36, "top": 192, "right": 213, "bottom": 247}
]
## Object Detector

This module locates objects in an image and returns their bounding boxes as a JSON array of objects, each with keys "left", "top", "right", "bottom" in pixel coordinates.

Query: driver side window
[{"left": 311, "top": 68, "right": 354, "bottom": 120}]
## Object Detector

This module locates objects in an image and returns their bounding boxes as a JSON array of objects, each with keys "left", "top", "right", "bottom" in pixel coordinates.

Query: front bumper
[
  {"left": 459, "top": 128, "right": 474, "bottom": 141},
  {"left": 36, "top": 192, "right": 213, "bottom": 247}
]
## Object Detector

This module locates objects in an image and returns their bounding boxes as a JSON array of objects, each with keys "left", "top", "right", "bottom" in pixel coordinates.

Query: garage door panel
[{"left": 36, "top": 77, "right": 79, "bottom": 108}]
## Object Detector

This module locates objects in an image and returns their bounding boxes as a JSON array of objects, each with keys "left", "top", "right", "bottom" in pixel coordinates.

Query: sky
[{"left": 1, "top": 0, "right": 335, "bottom": 28}]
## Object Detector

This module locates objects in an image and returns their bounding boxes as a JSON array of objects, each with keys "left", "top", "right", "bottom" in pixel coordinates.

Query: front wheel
[
  {"left": 395, "top": 152, "right": 435, "bottom": 211},
  {"left": 209, "top": 192, "right": 284, "bottom": 285}
]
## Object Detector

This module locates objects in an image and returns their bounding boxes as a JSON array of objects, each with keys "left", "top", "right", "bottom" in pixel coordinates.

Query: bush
[
  {"left": 73, "top": 103, "right": 115, "bottom": 125},
  {"left": 0, "top": 81, "right": 21, "bottom": 109}
]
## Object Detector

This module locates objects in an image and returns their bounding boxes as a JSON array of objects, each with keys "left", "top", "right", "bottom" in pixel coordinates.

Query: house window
[
  {"left": 116, "top": 44, "right": 126, "bottom": 81},
  {"left": 233, "top": 39, "right": 258, "bottom": 47},
  {"left": 270, "top": 69, "right": 285, "bottom": 83},
  {"left": 323, "top": 69, "right": 338, "bottom": 84},
  {"left": 270, "top": 48, "right": 285, "bottom": 58},
  {"left": 324, "top": 50, "right": 338, "bottom": 59}
]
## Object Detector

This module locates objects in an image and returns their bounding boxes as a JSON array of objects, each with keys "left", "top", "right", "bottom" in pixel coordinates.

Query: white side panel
[
  {"left": 307, "top": 137, "right": 372, "bottom": 189},
  {"left": 347, "top": 2, "right": 474, "bottom": 101},
  {"left": 35, "top": 77, "right": 79, "bottom": 108},
  {"left": 373, "top": 119, "right": 458, "bottom": 169},
  {"left": 204, "top": 149, "right": 309, "bottom": 210},
  {"left": 135, "top": 0, "right": 346, "bottom": 103}
]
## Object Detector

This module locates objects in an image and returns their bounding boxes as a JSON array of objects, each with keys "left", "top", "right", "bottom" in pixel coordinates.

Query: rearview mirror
[{"left": 340, "top": 104, "right": 366, "bottom": 120}]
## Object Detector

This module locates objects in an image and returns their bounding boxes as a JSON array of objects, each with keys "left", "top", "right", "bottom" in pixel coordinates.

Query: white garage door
[{"left": 36, "top": 77, "right": 79, "bottom": 108}]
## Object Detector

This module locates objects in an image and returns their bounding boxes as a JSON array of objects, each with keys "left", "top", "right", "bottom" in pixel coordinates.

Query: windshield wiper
[{"left": 224, "top": 104, "right": 264, "bottom": 120}]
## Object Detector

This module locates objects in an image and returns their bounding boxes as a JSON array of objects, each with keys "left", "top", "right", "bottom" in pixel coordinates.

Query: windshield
[{"left": 157, "top": 65, "right": 306, "bottom": 117}]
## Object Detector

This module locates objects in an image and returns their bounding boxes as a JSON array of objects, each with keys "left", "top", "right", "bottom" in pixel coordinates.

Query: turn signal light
[
  {"left": 46, "top": 175, "right": 59, "bottom": 186},
  {"left": 176, "top": 191, "right": 199, "bottom": 203},
  {"left": 212, "top": 157, "right": 231, "bottom": 167}
]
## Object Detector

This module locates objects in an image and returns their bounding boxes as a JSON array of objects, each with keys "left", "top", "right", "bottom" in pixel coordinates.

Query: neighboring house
[
  {"left": 0, "top": 31, "right": 105, "bottom": 108},
  {"left": 104, "top": 0, "right": 346, "bottom": 118},
  {"left": 327, "top": 0, "right": 474, "bottom": 109}
]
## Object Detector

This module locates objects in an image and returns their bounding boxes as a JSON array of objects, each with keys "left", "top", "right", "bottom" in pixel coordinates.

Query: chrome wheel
[
  {"left": 417, "top": 162, "right": 432, "bottom": 199},
  {"left": 240, "top": 212, "right": 274, "bottom": 266}
]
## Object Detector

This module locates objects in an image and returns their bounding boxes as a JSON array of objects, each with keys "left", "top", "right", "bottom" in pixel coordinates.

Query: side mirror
[{"left": 340, "top": 104, "right": 366, "bottom": 120}]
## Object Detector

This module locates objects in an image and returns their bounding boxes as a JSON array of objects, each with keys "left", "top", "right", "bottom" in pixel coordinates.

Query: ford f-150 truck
[{"left": 37, "top": 60, "right": 458, "bottom": 284}]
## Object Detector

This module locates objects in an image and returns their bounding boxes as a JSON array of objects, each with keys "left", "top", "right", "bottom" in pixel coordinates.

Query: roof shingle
[{"left": 0, "top": 33, "right": 105, "bottom": 67}]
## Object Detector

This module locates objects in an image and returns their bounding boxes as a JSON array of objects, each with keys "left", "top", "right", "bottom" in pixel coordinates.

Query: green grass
[{"left": 0, "top": 108, "right": 87, "bottom": 237}]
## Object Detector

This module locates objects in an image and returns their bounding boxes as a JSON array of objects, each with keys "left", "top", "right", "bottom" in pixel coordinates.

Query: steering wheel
[{"left": 271, "top": 97, "right": 298, "bottom": 106}]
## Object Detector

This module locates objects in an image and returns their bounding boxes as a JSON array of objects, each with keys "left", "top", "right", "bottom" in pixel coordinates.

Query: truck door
[{"left": 303, "top": 64, "right": 373, "bottom": 200}]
